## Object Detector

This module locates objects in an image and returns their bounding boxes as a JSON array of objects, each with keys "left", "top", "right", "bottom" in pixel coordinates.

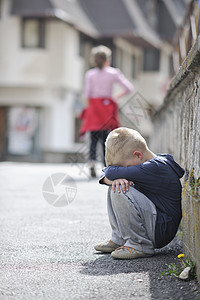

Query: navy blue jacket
[{"left": 100, "top": 154, "right": 185, "bottom": 248}]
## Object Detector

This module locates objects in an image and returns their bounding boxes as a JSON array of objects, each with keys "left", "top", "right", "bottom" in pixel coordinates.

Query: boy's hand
[
  {"left": 102, "top": 177, "right": 113, "bottom": 185},
  {"left": 112, "top": 179, "right": 134, "bottom": 193}
]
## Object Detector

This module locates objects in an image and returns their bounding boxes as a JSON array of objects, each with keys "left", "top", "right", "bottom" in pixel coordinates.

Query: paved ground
[{"left": 0, "top": 162, "right": 200, "bottom": 300}]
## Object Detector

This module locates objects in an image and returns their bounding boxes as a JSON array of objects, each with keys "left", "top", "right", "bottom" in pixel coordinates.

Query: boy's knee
[
  {"left": 109, "top": 186, "right": 141, "bottom": 203},
  {"left": 110, "top": 186, "right": 128, "bottom": 201},
  {"left": 125, "top": 186, "right": 140, "bottom": 198}
]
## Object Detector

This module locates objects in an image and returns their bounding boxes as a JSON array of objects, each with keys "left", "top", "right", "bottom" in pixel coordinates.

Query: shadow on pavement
[{"left": 80, "top": 238, "right": 200, "bottom": 299}]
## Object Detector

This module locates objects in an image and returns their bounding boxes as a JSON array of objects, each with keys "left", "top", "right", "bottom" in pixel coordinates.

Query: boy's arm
[
  {"left": 104, "top": 165, "right": 142, "bottom": 182},
  {"left": 99, "top": 168, "right": 134, "bottom": 192},
  {"left": 99, "top": 169, "right": 112, "bottom": 186},
  {"left": 101, "top": 177, "right": 113, "bottom": 185}
]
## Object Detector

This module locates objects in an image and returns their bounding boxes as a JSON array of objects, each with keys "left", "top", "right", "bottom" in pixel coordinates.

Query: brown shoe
[
  {"left": 111, "top": 246, "right": 153, "bottom": 259},
  {"left": 90, "top": 166, "right": 96, "bottom": 178},
  {"left": 94, "top": 240, "right": 120, "bottom": 253}
]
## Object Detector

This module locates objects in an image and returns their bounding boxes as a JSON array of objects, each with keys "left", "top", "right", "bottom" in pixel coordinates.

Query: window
[
  {"left": 7, "top": 107, "right": 39, "bottom": 155},
  {"left": 0, "top": 107, "right": 8, "bottom": 160},
  {"left": 79, "top": 33, "right": 85, "bottom": 57},
  {"left": 22, "top": 18, "right": 45, "bottom": 48},
  {"left": 131, "top": 55, "right": 136, "bottom": 78},
  {"left": 143, "top": 48, "right": 160, "bottom": 71},
  {"left": 0, "top": 0, "right": 2, "bottom": 18},
  {"left": 117, "top": 48, "right": 124, "bottom": 72},
  {"left": 168, "top": 54, "right": 174, "bottom": 77}
]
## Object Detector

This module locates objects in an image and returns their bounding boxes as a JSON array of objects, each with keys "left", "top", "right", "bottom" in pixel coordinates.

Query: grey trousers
[{"left": 107, "top": 186, "right": 157, "bottom": 254}]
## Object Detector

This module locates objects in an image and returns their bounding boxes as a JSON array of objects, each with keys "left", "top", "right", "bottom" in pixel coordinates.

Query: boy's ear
[{"left": 133, "top": 151, "right": 143, "bottom": 160}]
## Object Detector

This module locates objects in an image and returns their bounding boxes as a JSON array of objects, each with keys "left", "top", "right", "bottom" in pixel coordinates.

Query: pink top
[{"left": 84, "top": 66, "right": 133, "bottom": 99}]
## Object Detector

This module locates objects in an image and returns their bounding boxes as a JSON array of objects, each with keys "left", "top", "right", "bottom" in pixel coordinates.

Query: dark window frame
[
  {"left": 143, "top": 48, "right": 160, "bottom": 72},
  {"left": 168, "top": 54, "right": 174, "bottom": 77},
  {"left": 22, "top": 18, "right": 45, "bottom": 49},
  {"left": 117, "top": 48, "right": 124, "bottom": 72},
  {"left": 0, "top": 0, "right": 2, "bottom": 18},
  {"left": 131, "top": 55, "right": 137, "bottom": 79},
  {"left": 79, "top": 32, "right": 86, "bottom": 57}
]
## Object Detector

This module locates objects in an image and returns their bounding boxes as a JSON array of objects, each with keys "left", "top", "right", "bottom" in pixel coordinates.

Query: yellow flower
[{"left": 178, "top": 254, "right": 185, "bottom": 259}]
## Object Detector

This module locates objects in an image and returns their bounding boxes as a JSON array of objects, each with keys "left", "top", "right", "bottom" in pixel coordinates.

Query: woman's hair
[
  {"left": 105, "top": 127, "right": 147, "bottom": 166},
  {"left": 91, "top": 45, "right": 112, "bottom": 69}
]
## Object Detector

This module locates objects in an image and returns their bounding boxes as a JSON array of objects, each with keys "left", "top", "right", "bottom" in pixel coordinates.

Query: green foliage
[
  {"left": 187, "top": 169, "right": 200, "bottom": 198},
  {"left": 183, "top": 257, "right": 196, "bottom": 279},
  {"left": 161, "top": 263, "right": 182, "bottom": 278},
  {"left": 161, "top": 254, "right": 197, "bottom": 280}
]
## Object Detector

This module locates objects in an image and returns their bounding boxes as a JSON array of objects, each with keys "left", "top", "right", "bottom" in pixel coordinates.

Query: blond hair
[
  {"left": 91, "top": 45, "right": 112, "bottom": 69},
  {"left": 105, "top": 127, "right": 147, "bottom": 166}
]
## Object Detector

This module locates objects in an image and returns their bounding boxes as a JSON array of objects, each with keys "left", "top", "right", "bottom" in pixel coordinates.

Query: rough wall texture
[{"left": 150, "top": 36, "right": 200, "bottom": 282}]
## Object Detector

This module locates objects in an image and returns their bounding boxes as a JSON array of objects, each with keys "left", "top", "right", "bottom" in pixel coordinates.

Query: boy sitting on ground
[{"left": 94, "top": 127, "right": 185, "bottom": 259}]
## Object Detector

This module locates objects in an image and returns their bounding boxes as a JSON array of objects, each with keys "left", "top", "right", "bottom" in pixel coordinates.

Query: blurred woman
[{"left": 80, "top": 45, "right": 133, "bottom": 177}]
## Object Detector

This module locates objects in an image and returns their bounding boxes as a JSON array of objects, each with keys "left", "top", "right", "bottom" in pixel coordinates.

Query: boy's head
[{"left": 105, "top": 127, "right": 148, "bottom": 166}]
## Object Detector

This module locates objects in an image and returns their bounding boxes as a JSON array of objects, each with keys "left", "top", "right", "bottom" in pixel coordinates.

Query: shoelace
[
  {"left": 109, "top": 240, "right": 115, "bottom": 246},
  {"left": 115, "top": 246, "right": 134, "bottom": 252}
]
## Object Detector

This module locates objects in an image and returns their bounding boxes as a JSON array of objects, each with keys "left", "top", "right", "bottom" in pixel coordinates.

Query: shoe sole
[
  {"left": 111, "top": 252, "right": 153, "bottom": 259},
  {"left": 94, "top": 246, "right": 118, "bottom": 253},
  {"left": 94, "top": 241, "right": 120, "bottom": 253}
]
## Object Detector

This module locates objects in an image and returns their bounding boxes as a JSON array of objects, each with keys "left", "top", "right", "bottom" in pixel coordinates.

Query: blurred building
[{"left": 0, "top": 0, "right": 188, "bottom": 162}]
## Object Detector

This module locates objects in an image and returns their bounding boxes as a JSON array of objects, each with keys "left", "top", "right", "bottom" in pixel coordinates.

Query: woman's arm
[
  {"left": 114, "top": 69, "right": 133, "bottom": 99},
  {"left": 115, "top": 91, "right": 130, "bottom": 101}
]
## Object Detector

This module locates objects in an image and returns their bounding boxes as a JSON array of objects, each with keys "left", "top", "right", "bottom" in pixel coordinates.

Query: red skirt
[{"left": 79, "top": 98, "right": 119, "bottom": 136}]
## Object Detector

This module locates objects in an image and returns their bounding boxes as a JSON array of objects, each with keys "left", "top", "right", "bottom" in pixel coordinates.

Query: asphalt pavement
[{"left": 0, "top": 162, "right": 200, "bottom": 300}]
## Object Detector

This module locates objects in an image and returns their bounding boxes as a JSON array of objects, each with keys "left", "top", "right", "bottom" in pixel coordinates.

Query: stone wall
[{"left": 149, "top": 36, "right": 200, "bottom": 282}]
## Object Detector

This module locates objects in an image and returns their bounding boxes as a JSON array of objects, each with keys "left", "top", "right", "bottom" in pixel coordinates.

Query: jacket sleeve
[
  {"left": 99, "top": 168, "right": 112, "bottom": 185},
  {"left": 99, "top": 171, "right": 106, "bottom": 185},
  {"left": 104, "top": 165, "right": 145, "bottom": 182}
]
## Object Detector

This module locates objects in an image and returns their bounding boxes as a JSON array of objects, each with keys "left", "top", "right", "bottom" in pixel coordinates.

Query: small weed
[
  {"left": 186, "top": 169, "right": 200, "bottom": 199},
  {"left": 161, "top": 254, "right": 197, "bottom": 279}
]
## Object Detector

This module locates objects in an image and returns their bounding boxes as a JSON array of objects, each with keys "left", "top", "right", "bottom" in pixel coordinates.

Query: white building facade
[
  {"left": 0, "top": 0, "right": 89, "bottom": 161},
  {"left": 0, "top": 0, "right": 186, "bottom": 162}
]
